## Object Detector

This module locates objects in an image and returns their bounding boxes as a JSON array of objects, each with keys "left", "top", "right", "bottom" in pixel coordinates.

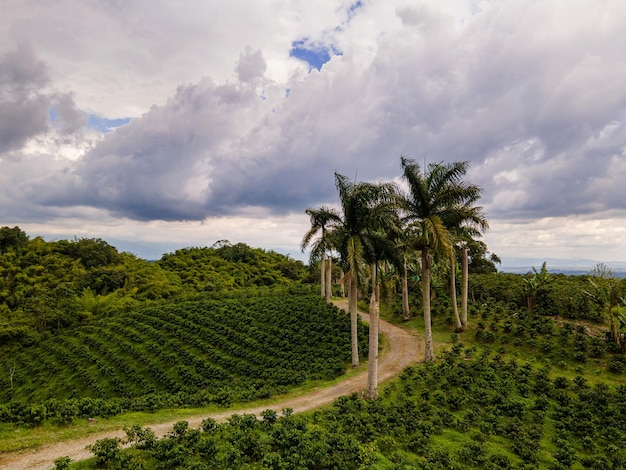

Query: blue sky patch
[
  {"left": 290, "top": 39, "right": 340, "bottom": 71},
  {"left": 88, "top": 115, "right": 131, "bottom": 133},
  {"left": 49, "top": 108, "right": 130, "bottom": 133},
  {"left": 347, "top": 1, "right": 364, "bottom": 20}
]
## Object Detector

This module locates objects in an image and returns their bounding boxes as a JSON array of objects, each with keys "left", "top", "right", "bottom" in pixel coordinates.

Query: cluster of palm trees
[{"left": 301, "top": 157, "right": 488, "bottom": 400}]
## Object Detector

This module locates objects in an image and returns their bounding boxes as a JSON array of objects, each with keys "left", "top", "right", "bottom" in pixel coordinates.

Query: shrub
[
  {"left": 53, "top": 456, "right": 72, "bottom": 470},
  {"left": 90, "top": 437, "right": 122, "bottom": 467}
]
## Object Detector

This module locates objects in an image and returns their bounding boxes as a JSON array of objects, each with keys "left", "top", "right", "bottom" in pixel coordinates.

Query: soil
[{"left": 0, "top": 300, "right": 422, "bottom": 469}]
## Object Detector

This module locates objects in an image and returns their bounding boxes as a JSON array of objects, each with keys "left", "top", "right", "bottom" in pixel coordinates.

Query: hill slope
[{"left": 0, "top": 295, "right": 368, "bottom": 425}]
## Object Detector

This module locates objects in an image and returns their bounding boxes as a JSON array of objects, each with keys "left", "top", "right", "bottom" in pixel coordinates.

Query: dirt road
[{"left": 0, "top": 301, "right": 421, "bottom": 469}]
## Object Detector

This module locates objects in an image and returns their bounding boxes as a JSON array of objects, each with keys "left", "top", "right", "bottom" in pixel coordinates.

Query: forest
[{"left": 1, "top": 160, "right": 626, "bottom": 469}]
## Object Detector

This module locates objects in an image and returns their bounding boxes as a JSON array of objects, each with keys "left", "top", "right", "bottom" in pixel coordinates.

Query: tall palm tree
[
  {"left": 301, "top": 207, "right": 335, "bottom": 301},
  {"left": 396, "top": 225, "right": 421, "bottom": 321},
  {"left": 444, "top": 205, "right": 489, "bottom": 330},
  {"left": 302, "top": 176, "right": 391, "bottom": 368},
  {"left": 399, "top": 157, "right": 485, "bottom": 362},
  {"left": 330, "top": 173, "right": 399, "bottom": 371},
  {"left": 363, "top": 222, "right": 401, "bottom": 400},
  {"left": 449, "top": 250, "right": 463, "bottom": 332}
]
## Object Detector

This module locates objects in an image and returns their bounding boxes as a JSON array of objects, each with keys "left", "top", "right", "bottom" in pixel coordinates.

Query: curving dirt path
[{"left": 0, "top": 301, "right": 421, "bottom": 469}]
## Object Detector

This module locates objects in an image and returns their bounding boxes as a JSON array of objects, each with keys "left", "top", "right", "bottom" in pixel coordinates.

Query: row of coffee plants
[
  {"left": 469, "top": 272, "right": 625, "bottom": 321},
  {"left": 77, "top": 344, "right": 626, "bottom": 469},
  {"left": 0, "top": 295, "right": 369, "bottom": 425},
  {"left": 467, "top": 299, "right": 626, "bottom": 372}
]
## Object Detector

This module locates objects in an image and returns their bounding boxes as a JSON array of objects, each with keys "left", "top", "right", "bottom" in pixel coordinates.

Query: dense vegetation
[
  {"left": 81, "top": 343, "right": 626, "bottom": 469},
  {"left": 0, "top": 227, "right": 312, "bottom": 348},
  {"left": 3, "top": 224, "right": 626, "bottom": 469},
  {"left": 57, "top": 264, "right": 626, "bottom": 469},
  {"left": 0, "top": 294, "right": 368, "bottom": 425},
  {"left": 0, "top": 227, "right": 374, "bottom": 425}
]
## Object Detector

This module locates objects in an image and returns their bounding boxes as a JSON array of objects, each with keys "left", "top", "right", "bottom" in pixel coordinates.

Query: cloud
[
  {"left": 236, "top": 48, "right": 267, "bottom": 83},
  {"left": 0, "top": 43, "right": 51, "bottom": 152},
  {"left": 52, "top": 93, "right": 89, "bottom": 134},
  {"left": 2, "top": 0, "right": 626, "bottom": 262}
]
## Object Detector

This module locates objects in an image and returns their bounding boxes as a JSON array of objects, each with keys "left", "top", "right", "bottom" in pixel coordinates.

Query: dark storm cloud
[
  {"left": 33, "top": 53, "right": 279, "bottom": 220},
  {"left": 0, "top": 44, "right": 51, "bottom": 152}
]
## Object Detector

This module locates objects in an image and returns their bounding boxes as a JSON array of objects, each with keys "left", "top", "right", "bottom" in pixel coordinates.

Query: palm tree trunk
[
  {"left": 402, "top": 255, "right": 410, "bottom": 321},
  {"left": 450, "top": 254, "right": 463, "bottom": 332},
  {"left": 320, "top": 254, "right": 326, "bottom": 297},
  {"left": 461, "top": 247, "right": 469, "bottom": 327},
  {"left": 365, "top": 263, "right": 379, "bottom": 400},
  {"left": 348, "top": 275, "right": 359, "bottom": 367},
  {"left": 339, "top": 268, "right": 345, "bottom": 297},
  {"left": 325, "top": 256, "right": 332, "bottom": 302},
  {"left": 422, "top": 250, "right": 435, "bottom": 362}
]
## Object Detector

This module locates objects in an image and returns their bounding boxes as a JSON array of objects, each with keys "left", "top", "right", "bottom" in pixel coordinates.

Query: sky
[{"left": 1, "top": 0, "right": 626, "bottom": 269}]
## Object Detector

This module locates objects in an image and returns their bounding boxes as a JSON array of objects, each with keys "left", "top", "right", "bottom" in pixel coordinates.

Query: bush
[
  {"left": 53, "top": 456, "right": 72, "bottom": 470},
  {"left": 90, "top": 437, "right": 121, "bottom": 467}
]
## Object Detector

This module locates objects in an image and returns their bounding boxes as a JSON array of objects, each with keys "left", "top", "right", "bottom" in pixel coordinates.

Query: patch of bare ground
[{"left": 0, "top": 300, "right": 422, "bottom": 469}]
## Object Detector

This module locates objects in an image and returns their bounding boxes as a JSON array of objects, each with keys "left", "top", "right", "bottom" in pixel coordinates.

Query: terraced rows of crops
[{"left": 1, "top": 295, "right": 368, "bottom": 409}]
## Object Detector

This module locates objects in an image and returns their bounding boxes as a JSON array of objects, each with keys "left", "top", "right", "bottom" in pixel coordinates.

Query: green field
[{"left": 0, "top": 295, "right": 368, "bottom": 426}]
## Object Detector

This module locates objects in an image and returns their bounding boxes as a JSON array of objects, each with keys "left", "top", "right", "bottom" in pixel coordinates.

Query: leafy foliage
[
  {"left": 0, "top": 295, "right": 368, "bottom": 425},
  {"left": 87, "top": 346, "right": 626, "bottom": 469},
  {"left": 158, "top": 244, "right": 309, "bottom": 291},
  {"left": 470, "top": 272, "right": 610, "bottom": 321},
  {"left": 0, "top": 229, "right": 312, "bottom": 348}
]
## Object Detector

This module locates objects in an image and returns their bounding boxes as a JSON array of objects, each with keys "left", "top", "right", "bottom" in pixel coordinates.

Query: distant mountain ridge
[{"left": 500, "top": 257, "right": 626, "bottom": 277}]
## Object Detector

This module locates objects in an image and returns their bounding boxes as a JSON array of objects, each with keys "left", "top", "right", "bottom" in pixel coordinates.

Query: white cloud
[{"left": 484, "top": 211, "right": 626, "bottom": 263}]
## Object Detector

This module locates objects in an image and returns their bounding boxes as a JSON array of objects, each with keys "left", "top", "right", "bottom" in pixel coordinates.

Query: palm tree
[
  {"left": 449, "top": 251, "right": 463, "bottom": 331},
  {"left": 399, "top": 157, "right": 485, "bottom": 362},
  {"left": 325, "top": 255, "right": 332, "bottom": 302},
  {"left": 301, "top": 207, "right": 335, "bottom": 301},
  {"left": 585, "top": 264, "right": 626, "bottom": 352},
  {"left": 444, "top": 206, "right": 489, "bottom": 330},
  {"left": 363, "top": 223, "right": 401, "bottom": 400},
  {"left": 331, "top": 173, "right": 399, "bottom": 373},
  {"left": 395, "top": 225, "right": 421, "bottom": 321}
]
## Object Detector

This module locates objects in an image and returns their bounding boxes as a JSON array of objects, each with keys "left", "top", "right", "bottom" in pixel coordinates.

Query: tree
[
  {"left": 585, "top": 263, "right": 626, "bottom": 352},
  {"left": 466, "top": 239, "right": 500, "bottom": 274},
  {"left": 395, "top": 225, "right": 421, "bottom": 321},
  {"left": 0, "top": 226, "right": 29, "bottom": 252},
  {"left": 449, "top": 251, "right": 463, "bottom": 331},
  {"left": 523, "top": 262, "right": 549, "bottom": 314},
  {"left": 332, "top": 173, "right": 399, "bottom": 375},
  {"left": 301, "top": 207, "right": 336, "bottom": 301},
  {"left": 364, "top": 218, "right": 401, "bottom": 400},
  {"left": 445, "top": 207, "right": 489, "bottom": 330},
  {"left": 399, "top": 157, "right": 485, "bottom": 362},
  {"left": 325, "top": 256, "right": 332, "bottom": 302},
  {"left": 55, "top": 237, "right": 120, "bottom": 268},
  {"left": 402, "top": 254, "right": 411, "bottom": 321},
  {"left": 304, "top": 174, "right": 399, "bottom": 370}
]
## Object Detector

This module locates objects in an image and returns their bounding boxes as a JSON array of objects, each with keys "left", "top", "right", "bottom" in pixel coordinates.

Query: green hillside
[
  {"left": 0, "top": 227, "right": 313, "bottom": 349},
  {"left": 85, "top": 346, "right": 626, "bottom": 469},
  {"left": 0, "top": 295, "right": 368, "bottom": 425},
  {"left": 78, "top": 297, "right": 626, "bottom": 470},
  {"left": 3, "top": 226, "right": 626, "bottom": 468}
]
